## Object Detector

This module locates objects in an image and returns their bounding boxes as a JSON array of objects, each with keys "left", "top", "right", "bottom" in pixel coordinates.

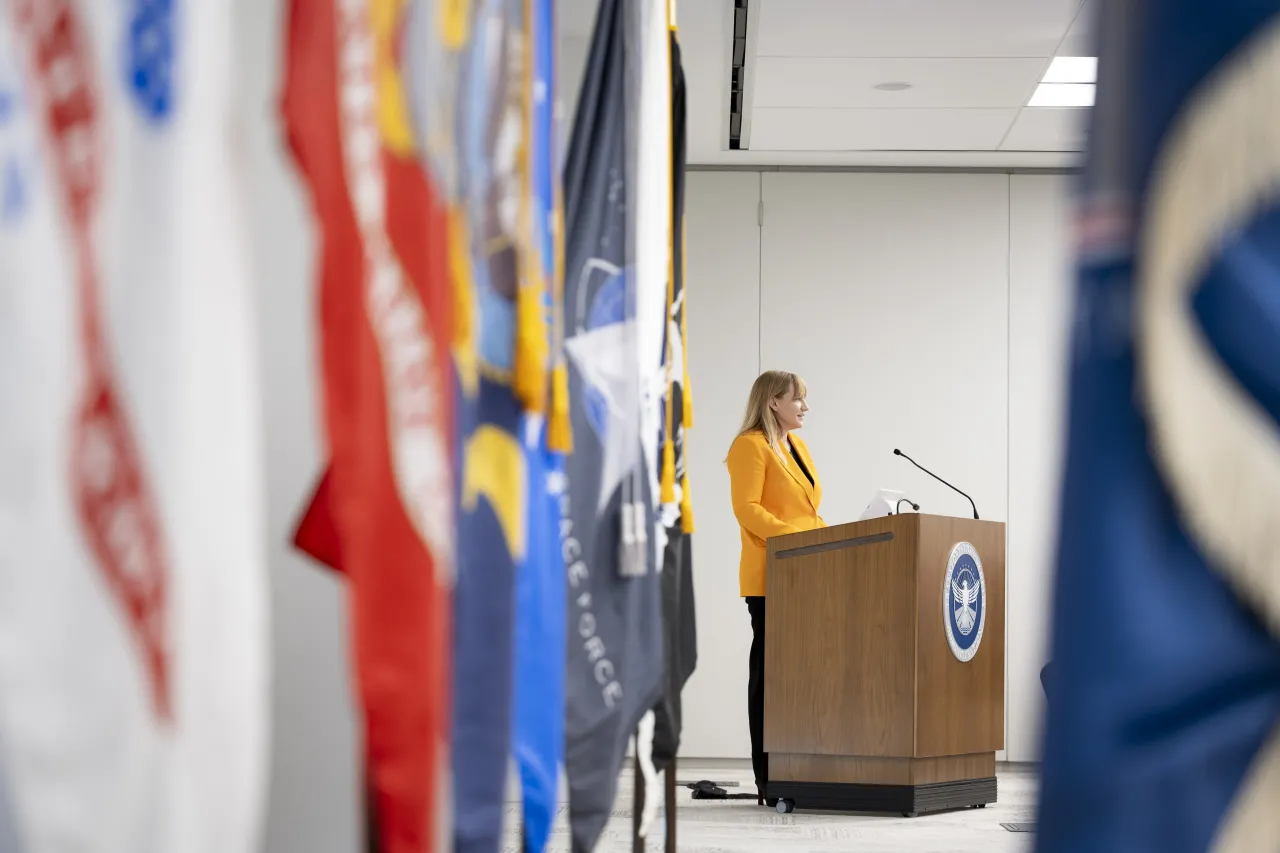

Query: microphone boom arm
[{"left": 893, "top": 449, "right": 979, "bottom": 519}]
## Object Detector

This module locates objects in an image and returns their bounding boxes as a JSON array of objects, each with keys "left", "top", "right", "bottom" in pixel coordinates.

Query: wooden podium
[{"left": 763, "top": 512, "right": 1005, "bottom": 816}]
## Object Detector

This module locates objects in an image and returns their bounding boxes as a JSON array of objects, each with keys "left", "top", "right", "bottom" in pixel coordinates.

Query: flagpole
[
  {"left": 363, "top": 770, "right": 380, "bottom": 853},
  {"left": 665, "top": 756, "right": 677, "bottom": 850},
  {"left": 632, "top": 736, "right": 644, "bottom": 853}
]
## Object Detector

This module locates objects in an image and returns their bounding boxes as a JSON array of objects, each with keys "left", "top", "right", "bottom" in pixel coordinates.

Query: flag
[
  {"left": 448, "top": 0, "right": 543, "bottom": 851},
  {"left": 513, "top": 416, "right": 565, "bottom": 853},
  {"left": 1036, "top": 3, "right": 1280, "bottom": 851},
  {"left": 561, "top": 0, "right": 667, "bottom": 848},
  {"left": 649, "top": 2, "right": 696, "bottom": 782},
  {"left": 282, "top": 2, "right": 455, "bottom": 852},
  {"left": 0, "top": 1, "right": 268, "bottom": 851},
  {"left": 510, "top": 0, "right": 567, "bottom": 850},
  {"left": 637, "top": 2, "right": 695, "bottom": 838}
]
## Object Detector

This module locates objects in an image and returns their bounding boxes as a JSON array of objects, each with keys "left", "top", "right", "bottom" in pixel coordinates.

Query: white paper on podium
[{"left": 859, "top": 488, "right": 906, "bottom": 520}]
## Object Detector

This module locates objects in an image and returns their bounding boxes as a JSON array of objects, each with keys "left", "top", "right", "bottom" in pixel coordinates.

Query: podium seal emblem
[{"left": 944, "top": 542, "right": 986, "bottom": 662}]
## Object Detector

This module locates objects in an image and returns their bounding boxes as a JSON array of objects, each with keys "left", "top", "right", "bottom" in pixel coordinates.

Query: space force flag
[
  {"left": 1036, "top": 3, "right": 1280, "bottom": 852},
  {"left": 0, "top": 2, "right": 268, "bottom": 852},
  {"left": 561, "top": 0, "right": 667, "bottom": 849}
]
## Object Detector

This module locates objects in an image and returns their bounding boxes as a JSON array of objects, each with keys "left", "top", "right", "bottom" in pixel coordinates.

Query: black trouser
[{"left": 746, "top": 595, "right": 768, "bottom": 791}]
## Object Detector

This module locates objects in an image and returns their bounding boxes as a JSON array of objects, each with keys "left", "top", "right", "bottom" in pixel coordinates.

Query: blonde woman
[{"left": 726, "top": 370, "right": 825, "bottom": 806}]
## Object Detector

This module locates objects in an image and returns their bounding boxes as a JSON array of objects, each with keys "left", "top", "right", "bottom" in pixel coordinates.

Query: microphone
[
  {"left": 894, "top": 497, "right": 919, "bottom": 515},
  {"left": 893, "top": 449, "right": 979, "bottom": 519}
]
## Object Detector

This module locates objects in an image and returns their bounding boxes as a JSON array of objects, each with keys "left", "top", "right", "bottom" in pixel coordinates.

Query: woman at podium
[{"left": 725, "top": 370, "right": 825, "bottom": 806}]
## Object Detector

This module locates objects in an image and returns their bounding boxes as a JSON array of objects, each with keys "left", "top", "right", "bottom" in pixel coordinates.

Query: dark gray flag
[
  {"left": 561, "top": 0, "right": 664, "bottom": 850},
  {"left": 650, "top": 26, "right": 696, "bottom": 776}
]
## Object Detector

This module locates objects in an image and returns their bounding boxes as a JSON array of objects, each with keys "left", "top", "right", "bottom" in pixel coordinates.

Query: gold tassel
[
  {"left": 660, "top": 439, "right": 676, "bottom": 504},
  {"left": 449, "top": 208, "right": 479, "bottom": 395},
  {"left": 548, "top": 364, "right": 572, "bottom": 453},
  {"left": 548, "top": 157, "right": 573, "bottom": 450},
  {"left": 511, "top": 9, "right": 547, "bottom": 416},
  {"left": 680, "top": 473, "right": 694, "bottom": 533},
  {"left": 440, "top": 0, "right": 470, "bottom": 48},
  {"left": 513, "top": 280, "right": 549, "bottom": 414}
]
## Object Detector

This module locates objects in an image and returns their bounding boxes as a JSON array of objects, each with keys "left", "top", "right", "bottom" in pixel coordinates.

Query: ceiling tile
[
  {"left": 750, "top": 107, "right": 1019, "bottom": 151},
  {"left": 753, "top": 57, "right": 1046, "bottom": 109},
  {"left": 999, "top": 107, "right": 1088, "bottom": 151},
  {"left": 678, "top": 0, "right": 733, "bottom": 163},
  {"left": 755, "top": 0, "right": 1084, "bottom": 59},
  {"left": 1057, "top": 0, "right": 1095, "bottom": 56}
]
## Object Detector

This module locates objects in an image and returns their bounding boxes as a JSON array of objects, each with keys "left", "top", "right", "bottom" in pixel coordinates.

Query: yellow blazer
[{"left": 727, "top": 430, "right": 824, "bottom": 597}]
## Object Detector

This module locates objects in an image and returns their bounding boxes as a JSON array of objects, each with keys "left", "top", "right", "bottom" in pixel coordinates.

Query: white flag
[
  {"left": 634, "top": 0, "right": 672, "bottom": 839},
  {"left": 0, "top": 2, "right": 268, "bottom": 852}
]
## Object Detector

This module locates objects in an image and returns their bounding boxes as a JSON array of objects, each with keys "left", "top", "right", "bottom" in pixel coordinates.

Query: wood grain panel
[
  {"left": 772, "top": 753, "right": 912, "bottom": 785},
  {"left": 772, "top": 752, "right": 995, "bottom": 785},
  {"left": 763, "top": 515, "right": 918, "bottom": 758},
  {"left": 911, "top": 752, "right": 995, "bottom": 784},
  {"left": 915, "top": 516, "right": 1006, "bottom": 757}
]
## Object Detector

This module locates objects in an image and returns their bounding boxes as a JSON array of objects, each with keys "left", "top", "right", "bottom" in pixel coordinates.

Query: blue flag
[
  {"left": 1037, "top": 3, "right": 1280, "bottom": 851},
  {"left": 513, "top": 416, "right": 564, "bottom": 853},
  {"left": 453, "top": 0, "right": 526, "bottom": 851},
  {"left": 510, "top": 0, "right": 566, "bottom": 849}
]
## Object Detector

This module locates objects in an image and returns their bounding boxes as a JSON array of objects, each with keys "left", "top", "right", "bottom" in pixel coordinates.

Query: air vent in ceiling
[{"left": 728, "top": 0, "right": 750, "bottom": 149}]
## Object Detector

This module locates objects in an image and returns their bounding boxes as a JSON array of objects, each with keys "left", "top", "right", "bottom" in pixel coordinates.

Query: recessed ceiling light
[
  {"left": 873, "top": 82, "right": 912, "bottom": 91},
  {"left": 1042, "top": 56, "right": 1097, "bottom": 84},
  {"left": 1028, "top": 82, "right": 1095, "bottom": 107}
]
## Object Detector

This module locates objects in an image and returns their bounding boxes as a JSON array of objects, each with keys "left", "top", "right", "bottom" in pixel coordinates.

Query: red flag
[
  {"left": 282, "top": 1, "right": 455, "bottom": 851},
  {"left": 292, "top": 469, "right": 344, "bottom": 572}
]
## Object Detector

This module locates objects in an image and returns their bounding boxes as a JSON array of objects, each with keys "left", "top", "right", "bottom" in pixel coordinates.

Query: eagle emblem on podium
[{"left": 944, "top": 542, "right": 986, "bottom": 662}]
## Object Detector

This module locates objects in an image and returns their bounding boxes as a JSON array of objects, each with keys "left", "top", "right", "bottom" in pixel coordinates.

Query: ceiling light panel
[
  {"left": 1028, "top": 82, "right": 1095, "bottom": 107},
  {"left": 1041, "top": 55, "right": 1097, "bottom": 84}
]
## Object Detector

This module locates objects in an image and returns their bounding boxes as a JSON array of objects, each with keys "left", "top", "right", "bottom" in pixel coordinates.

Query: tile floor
[{"left": 503, "top": 762, "right": 1038, "bottom": 852}]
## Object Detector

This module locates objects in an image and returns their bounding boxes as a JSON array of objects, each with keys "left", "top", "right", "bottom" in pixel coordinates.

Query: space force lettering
[{"left": 561, "top": 486, "right": 623, "bottom": 709}]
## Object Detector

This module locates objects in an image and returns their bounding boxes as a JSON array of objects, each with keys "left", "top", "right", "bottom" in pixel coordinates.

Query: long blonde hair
[{"left": 732, "top": 370, "right": 807, "bottom": 456}]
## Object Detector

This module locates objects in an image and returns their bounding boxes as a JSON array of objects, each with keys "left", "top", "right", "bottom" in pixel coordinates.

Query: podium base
[{"left": 767, "top": 776, "right": 997, "bottom": 817}]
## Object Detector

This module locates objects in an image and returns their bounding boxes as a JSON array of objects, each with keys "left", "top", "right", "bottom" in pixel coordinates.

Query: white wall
[
  {"left": 758, "top": 172, "right": 1009, "bottom": 527},
  {"left": 1007, "top": 175, "right": 1074, "bottom": 760},
  {"left": 679, "top": 172, "right": 763, "bottom": 760},
  {"left": 678, "top": 170, "right": 1072, "bottom": 763},
  {"left": 237, "top": 2, "right": 361, "bottom": 851}
]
